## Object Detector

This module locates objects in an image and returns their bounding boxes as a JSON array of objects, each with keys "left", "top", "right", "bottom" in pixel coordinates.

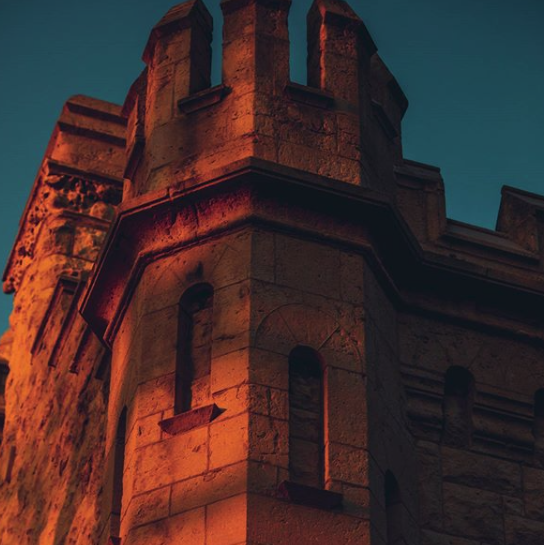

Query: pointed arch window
[
  {"left": 442, "top": 366, "right": 474, "bottom": 447},
  {"left": 176, "top": 283, "right": 214, "bottom": 414},
  {"left": 111, "top": 407, "right": 127, "bottom": 540},
  {"left": 288, "top": 346, "right": 325, "bottom": 489}
]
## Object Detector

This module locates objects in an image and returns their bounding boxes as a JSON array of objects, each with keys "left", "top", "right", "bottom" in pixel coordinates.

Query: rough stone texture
[{"left": 1, "top": 0, "right": 544, "bottom": 544}]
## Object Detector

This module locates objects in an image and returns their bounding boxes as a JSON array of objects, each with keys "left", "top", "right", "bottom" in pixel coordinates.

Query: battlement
[{"left": 122, "top": 0, "right": 407, "bottom": 200}]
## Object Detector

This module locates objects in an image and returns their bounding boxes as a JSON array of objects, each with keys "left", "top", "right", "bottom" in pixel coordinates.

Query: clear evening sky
[{"left": 0, "top": 0, "right": 543, "bottom": 334}]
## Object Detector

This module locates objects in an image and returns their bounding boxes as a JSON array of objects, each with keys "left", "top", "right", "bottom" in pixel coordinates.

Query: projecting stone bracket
[
  {"left": 277, "top": 480, "right": 343, "bottom": 511},
  {"left": 158, "top": 403, "right": 223, "bottom": 435}
]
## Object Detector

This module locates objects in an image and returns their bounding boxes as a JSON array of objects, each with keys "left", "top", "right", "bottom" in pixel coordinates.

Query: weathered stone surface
[
  {"left": 443, "top": 483, "right": 504, "bottom": 542},
  {"left": 416, "top": 441, "right": 443, "bottom": 531},
  {"left": 505, "top": 516, "right": 544, "bottom": 545},
  {"left": 442, "top": 447, "right": 522, "bottom": 495},
  {"left": 2, "top": 0, "right": 544, "bottom": 544},
  {"left": 523, "top": 466, "right": 544, "bottom": 521}
]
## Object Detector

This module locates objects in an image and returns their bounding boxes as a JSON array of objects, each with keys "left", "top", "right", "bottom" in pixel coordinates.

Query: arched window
[
  {"left": 442, "top": 366, "right": 474, "bottom": 447},
  {"left": 176, "top": 284, "right": 214, "bottom": 414},
  {"left": 533, "top": 389, "right": 544, "bottom": 460},
  {"left": 385, "top": 471, "right": 402, "bottom": 545},
  {"left": 111, "top": 407, "right": 127, "bottom": 539},
  {"left": 0, "top": 360, "right": 9, "bottom": 445},
  {"left": 288, "top": 346, "right": 324, "bottom": 488}
]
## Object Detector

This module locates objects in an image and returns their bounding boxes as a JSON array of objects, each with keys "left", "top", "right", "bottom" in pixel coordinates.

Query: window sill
[
  {"left": 284, "top": 82, "right": 335, "bottom": 110},
  {"left": 178, "top": 85, "right": 229, "bottom": 114},
  {"left": 159, "top": 403, "right": 222, "bottom": 435},
  {"left": 277, "top": 480, "right": 343, "bottom": 510}
]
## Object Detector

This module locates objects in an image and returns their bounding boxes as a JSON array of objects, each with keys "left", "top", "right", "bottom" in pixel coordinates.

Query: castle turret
[{"left": 81, "top": 0, "right": 413, "bottom": 542}]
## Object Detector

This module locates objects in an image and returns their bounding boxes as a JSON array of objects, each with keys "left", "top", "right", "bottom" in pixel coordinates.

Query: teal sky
[{"left": 0, "top": 0, "right": 543, "bottom": 333}]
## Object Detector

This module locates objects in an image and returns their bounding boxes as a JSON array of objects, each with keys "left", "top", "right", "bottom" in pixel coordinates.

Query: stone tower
[{"left": 1, "top": 1, "right": 544, "bottom": 544}]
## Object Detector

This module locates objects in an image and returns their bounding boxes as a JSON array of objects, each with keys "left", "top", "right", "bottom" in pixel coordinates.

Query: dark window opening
[
  {"left": 442, "top": 366, "right": 474, "bottom": 447},
  {"left": 176, "top": 283, "right": 214, "bottom": 414},
  {"left": 111, "top": 407, "right": 127, "bottom": 538},
  {"left": 0, "top": 361, "right": 9, "bottom": 445},
  {"left": 289, "top": 346, "right": 324, "bottom": 489},
  {"left": 385, "top": 471, "right": 402, "bottom": 545},
  {"left": 533, "top": 389, "right": 544, "bottom": 460}
]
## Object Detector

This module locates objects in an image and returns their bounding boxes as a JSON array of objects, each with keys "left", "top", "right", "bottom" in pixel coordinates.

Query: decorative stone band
[{"left": 3, "top": 164, "right": 122, "bottom": 294}]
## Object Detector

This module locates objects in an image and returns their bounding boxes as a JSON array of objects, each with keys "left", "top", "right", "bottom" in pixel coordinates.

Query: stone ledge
[
  {"left": 159, "top": 403, "right": 222, "bottom": 435},
  {"left": 178, "top": 85, "right": 230, "bottom": 114},
  {"left": 285, "top": 82, "right": 334, "bottom": 110},
  {"left": 277, "top": 480, "right": 343, "bottom": 510}
]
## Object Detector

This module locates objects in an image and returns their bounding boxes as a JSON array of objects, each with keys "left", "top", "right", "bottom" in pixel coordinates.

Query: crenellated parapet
[
  {"left": 121, "top": 0, "right": 408, "bottom": 200},
  {"left": 497, "top": 185, "right": 544, "bottom": 257}
]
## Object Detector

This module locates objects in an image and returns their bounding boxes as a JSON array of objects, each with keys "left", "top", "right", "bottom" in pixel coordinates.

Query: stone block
[
  {"left": 248, "top": 384, "right": 288, "bottom": 421},
  {"left": 134, "top": 411, "right": 163, "bottom": 448},
  {"left": 206, "top": 494, "right": 248, "bottom": 545},
  {"left": 249, "top": 414, "right": 288, "bottom": 468},
  {"left": 339, "top": 483, "right": 370, "bottom": 518},
  {"left": 416, "top": 441, "right": 443, "bottom": 531},
  {"left": 133, "top": 427, "right": 208, "bottom": 495},
  {"left": 443, "top": 482, "right": 504, "bottom": 542},
  {"left": 319, "top": 322, "right": 365, "bottom": 374},
  {"left": 136, "top": 305, "right": 178, "bottom": 383},
  {"left": 212, "top": 384, "right": 250, "bottom": 417},
  {"left": 171, "top": 461, "right": 248, "bottom": 515},
  {"left": 211, "top": 348, "right": 250, "bottom": 394},
  {"left": 136, "top": 373, "right": 175, "bottom": 418},
  {"left": 274, "top": 235, "right": 341, "bottom": 300},
  {"left": 327, "top": 442, "right": 368, "bottom": 487},
  {"left": 247, "top": 494, "right": 370, "bottom": 544},
  {"left": 442, "top": 446, "right": 521, "bottom": 495},
  {"left": 523, "top": 466, "right": 544, "bottom": 521},
  {"left": 127, "top": 507, "right": 205, "bottom": 545},
  {"left": 249, "top": 348, "right": 289, "bottom": 391},
  {"left": 209, "top": 413, "right": 249, "bottom": 470},
  {"left": 124, "top": 486, "right": 170, "bottom": 529},
  {"left": 327, "top": 368, "right": 367, "bottom": 448},
  {"left": 505, "top": 515, "right": 544, "bottom": 545},
  {"left": 421, "top": 529, "right": 482, "bottom": 545},
  {"left": 250, "top": 230, "right": 275, "bottom": 283},
  {"left": 247, "top": 459, "right": 280, "bottom": 495},
  {"left": 212, "top": 282, "right": 251, "bottom": 358}
]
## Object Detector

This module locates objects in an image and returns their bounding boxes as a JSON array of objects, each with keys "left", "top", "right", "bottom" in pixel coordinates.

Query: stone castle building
[{"left": 1, "top": 0, "right": 543, "bottom": 543}]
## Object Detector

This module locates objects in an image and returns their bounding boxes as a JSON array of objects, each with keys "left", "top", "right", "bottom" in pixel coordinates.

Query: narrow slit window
[
  {"left": 385, "top": 471, "right": 402, "bottom": 545},
  {"left": 288, "top": 346, "right": 324, "bottom": 489},
  {"left": 111, "top": 407, "right": 127, "bottom": 539},
  {"left": 442, "top": 366, "right": 474, "bottom": 447},
  {"left": 533, "top": 389, "right": 544, "bottom": 459},
  {"left": 0, "top": 361, "right": 9, "bottom": 445},
  {"left": 176, "top": 283, "right": 214, "bottom": 414}
]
